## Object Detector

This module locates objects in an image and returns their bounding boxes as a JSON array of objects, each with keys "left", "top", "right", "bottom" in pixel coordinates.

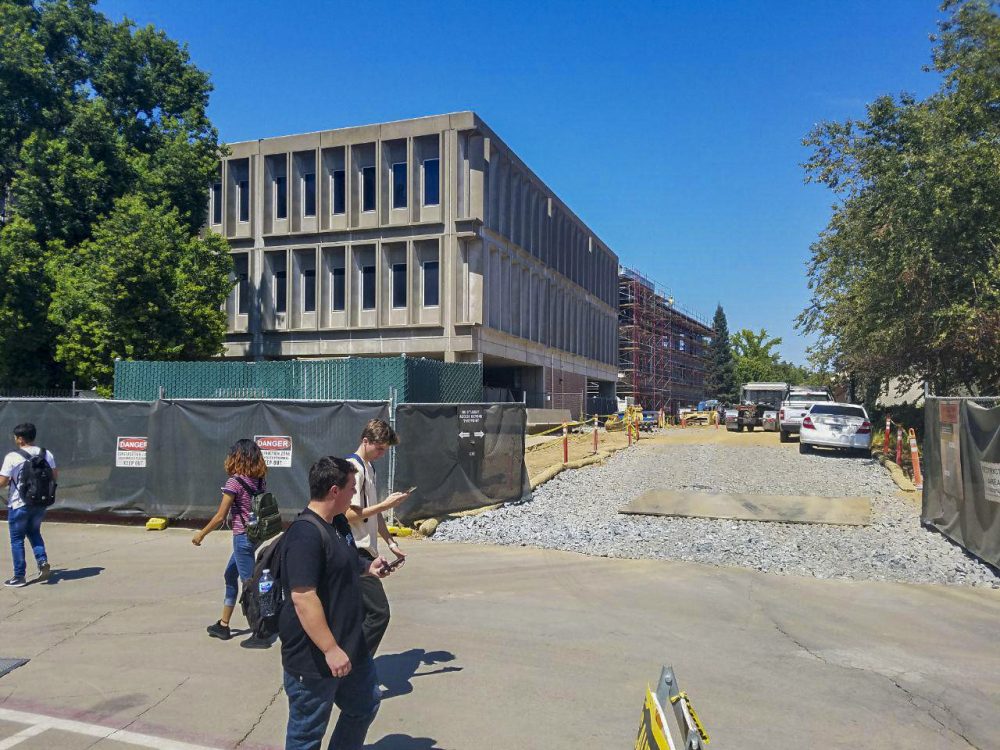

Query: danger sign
[
  {"left": 116, "top": 436, "right": 148, "bottom": 468},
  {"left": 255, "top": 435, "right": 293, "bottom": 467}
]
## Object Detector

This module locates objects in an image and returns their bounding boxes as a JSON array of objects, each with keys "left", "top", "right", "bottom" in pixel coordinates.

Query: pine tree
[{"left": 704, "top": 305, "right": 738, "bottom": 403}]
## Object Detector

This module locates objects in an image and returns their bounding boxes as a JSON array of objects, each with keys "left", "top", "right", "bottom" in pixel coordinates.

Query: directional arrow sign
[
  {"left": 458, "top": 431, "right": 471, "bottom": 438},
  {"left": 473, "top": 431, "right": 485, "bottom": 438}
]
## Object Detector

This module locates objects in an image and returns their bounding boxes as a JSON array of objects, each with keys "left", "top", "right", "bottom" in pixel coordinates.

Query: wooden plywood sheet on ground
[{"left": 621, "top": 491, "right": 871, "bottom": 526}]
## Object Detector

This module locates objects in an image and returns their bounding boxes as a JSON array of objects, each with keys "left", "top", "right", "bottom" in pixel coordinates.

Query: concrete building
[{"left": 210, "top": 112, "right": 617, "bottom": 415}]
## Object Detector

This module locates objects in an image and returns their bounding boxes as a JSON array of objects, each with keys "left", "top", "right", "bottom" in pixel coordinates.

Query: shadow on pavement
[
  {"left": 367, "top": 735, "right": 444, "bottom": 749},
  {"left": 40, "top": 566, "right": 104, "bottom": 584},
  {"left": 376, "top": 649, "right": 461, "bottom": 699}
]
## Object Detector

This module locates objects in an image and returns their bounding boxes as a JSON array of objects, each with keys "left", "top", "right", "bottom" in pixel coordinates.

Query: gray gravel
[{"left": 433, "top": 441, "right": 1000, "bottom": 588}]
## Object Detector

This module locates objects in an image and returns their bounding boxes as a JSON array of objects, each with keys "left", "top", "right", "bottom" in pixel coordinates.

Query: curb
[{"left": 874, "top": 453, "right": 918, "bottom": 493}]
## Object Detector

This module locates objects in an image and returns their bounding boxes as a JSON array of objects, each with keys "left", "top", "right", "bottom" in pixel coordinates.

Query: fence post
[
  {"left": 562, "top": 422, "right": 569, "bottom": 464},
  {"left": 908, "top": 428, "right": 923, "bottom": 489},
  {"left": 593, "top": 415, "right": 598, "bottom": 454}
]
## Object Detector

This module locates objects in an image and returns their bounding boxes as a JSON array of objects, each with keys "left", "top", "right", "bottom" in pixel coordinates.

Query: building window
[
  {"left": 331, "top": 267, "right": 345, "bottom": 312},
  {"left": 392, "top": 162, "right": 407, "bottom": 209},
  {"left": 332, "top": 170, "right": 346, "bottom": 215},
  {"left": 238, "top": 179, "right": 249, "bottom": 223},
  {"left": 270, "top": 258, "right": 287, "bottom": 314},
  {"left": 423, "top": 260, "right": 439, "bottom": 307},
  {"left": 234, "top": 254, "right": 249, "bottom": 315},
  {"left": 275, "top": 174, "right": 287, "bottom": 220},
  {"left": 211, "top": 181, "right": 222, "bottom": 224},
  {"left": 362, "top": 166, "right": 376, "bottom": 212},
  {"left": 302, "top": 268, "right": 316, "bottom": 313},
  {"left": 302, "top": 172, "right": 316, "bottom": 217},
  {"left": 423, "top": 158, "right": 439, "bottom": 206},
  {"left": 361, "top": 265, "right": 376, "bottom": 310},
  {"left": 392, "top": 263, "right": 407, "bottom": 308}
]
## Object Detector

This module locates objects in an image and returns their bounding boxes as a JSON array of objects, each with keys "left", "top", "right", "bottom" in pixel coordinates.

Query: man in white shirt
[
  {"left": 0, "top": 423, "right": 56, "bottom": 587},
  {"left": 345, "top": 419, "right": 410, "bottom": 655}
]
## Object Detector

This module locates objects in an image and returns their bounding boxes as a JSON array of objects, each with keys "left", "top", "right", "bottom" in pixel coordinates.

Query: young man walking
[
  {"left": 0, "top": 423, "right": 56, "bottom": 587},
  {"left": 345, "top": 419, "right": 410, "bottom": 655},
  {"left": 280, "top": 456, "right": 393, "bottom": 750}
]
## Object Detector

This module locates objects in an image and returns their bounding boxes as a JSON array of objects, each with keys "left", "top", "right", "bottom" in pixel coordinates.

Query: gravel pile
[{"left": 433, "top": 442, "right": 1000, "bottom": 588}]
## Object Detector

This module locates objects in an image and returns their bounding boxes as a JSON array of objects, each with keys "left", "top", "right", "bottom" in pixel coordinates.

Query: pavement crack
[
  {"left": 117, "top": 676, "right": 190, "bottom": 733},
  {"left": 761, "top": 601, "right": 979, "bottom": 749},
  {"left": 235, "top": 684, "right": 283, "bottom": 747},
  {"left": 34, "top": 605, "right": 138, "bottom": 657}
]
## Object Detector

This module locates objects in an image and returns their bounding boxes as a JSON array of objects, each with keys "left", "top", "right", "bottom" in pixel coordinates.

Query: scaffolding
[{"left": 618, "top": 266, "right": 713, "bottom": 415}]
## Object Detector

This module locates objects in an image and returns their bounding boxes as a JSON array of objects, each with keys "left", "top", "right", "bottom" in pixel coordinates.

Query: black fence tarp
[
  {"left": 0, "top": 399, "right": 388, "bottom": 520},
  {"left": 393, "top": 403, "right": 530, "bottom": 523},
  {"left": 922, "top": 398, "right": 1000, "bottom": 569}
]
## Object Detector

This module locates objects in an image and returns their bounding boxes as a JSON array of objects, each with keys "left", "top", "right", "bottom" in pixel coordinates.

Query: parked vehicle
[
  {"left": 778, "top": 386, "right": 833, "bottom": 443},
  {"left": 727, "top": 382, "right": 788, "bottom": 432},
  {"left": 798, "top": 402, "right": 872, "bottom": 456}
]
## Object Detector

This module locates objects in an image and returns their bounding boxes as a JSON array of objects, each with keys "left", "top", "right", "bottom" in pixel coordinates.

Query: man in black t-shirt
[{"left": 280, "top": 456, "right": 393, "bottom": 750}]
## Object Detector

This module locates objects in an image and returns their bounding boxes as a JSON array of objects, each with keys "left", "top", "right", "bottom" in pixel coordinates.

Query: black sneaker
[
  {"left": 37, "top": 563, "right": 51, "bottom": 582},
  {"left": 206, "top": 620, "right": 232, "bottom": 640},
  {"left": 3, "top": 576, "right": 27, "bottom": 588},
  {"left": 240, "top": 636, "right": 271, "bottom": 649}
]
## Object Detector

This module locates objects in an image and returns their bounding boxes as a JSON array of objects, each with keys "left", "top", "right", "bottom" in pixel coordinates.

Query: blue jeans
[
  {"left": 284, "top": 656, "right": 380, "bottom": 750},
  {"left": 223, "top": 533, "right": 256, "bottom": 607},
  {"left": 8, "top": 505, "right": 48, "bottom": 579}
]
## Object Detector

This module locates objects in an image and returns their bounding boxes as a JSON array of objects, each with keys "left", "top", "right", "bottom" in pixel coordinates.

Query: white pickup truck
[{"left": 778, "top": 387, "right": 833, "bottom": 443}]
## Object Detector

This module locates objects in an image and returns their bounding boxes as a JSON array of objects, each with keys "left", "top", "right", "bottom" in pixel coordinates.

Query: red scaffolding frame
[{"left": 618, "top": 267, "right": 713, "bottom": 415}]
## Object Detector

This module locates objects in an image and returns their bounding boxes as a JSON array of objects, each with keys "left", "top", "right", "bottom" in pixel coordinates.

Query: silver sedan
[{"left": 798, "top": 402, "right": 872, "bottom": 456}]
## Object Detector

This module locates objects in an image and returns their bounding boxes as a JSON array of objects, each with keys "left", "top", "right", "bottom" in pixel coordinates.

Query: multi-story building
[
  {"left": 618, "top": 267, "right": 713, "bottom": 414},
  {"left": 210, "top": 112, "right": 617, "bottom": 415}
]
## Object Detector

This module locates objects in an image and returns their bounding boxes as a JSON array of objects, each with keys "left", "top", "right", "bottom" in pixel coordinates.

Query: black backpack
[
  {"left": 15, "top": 448, "right": 56, "bottom": 508},
  {"left": 234, "top": 477, "right": 283, "bottom": 545},
  {"left": 240, "top": 513, "right": 334, "bottom": 640}
]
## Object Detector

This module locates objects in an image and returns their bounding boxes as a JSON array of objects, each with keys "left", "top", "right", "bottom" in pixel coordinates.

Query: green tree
[
  {"left": 799, "top": 0, "right": 1000, "bottom": 395},
  {"left": 0, "top": 0, "right": 229, "bottom": 389},
  {"left": 48, "top": 196, "right": 232, "bottom": 391},
  {"left": 704, "top": 304, "right": 738, "bottom": 402},
  {"left": 731, "top": 328, "right": 783, "bottom": 384}
]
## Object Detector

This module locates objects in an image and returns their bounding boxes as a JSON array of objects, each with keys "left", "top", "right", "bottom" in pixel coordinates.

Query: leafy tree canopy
[
  {"left": 0, "top": 0, "right": 229, "bottom": 389},
  {"left": 798, "top": 0, "right": 1000, "bottom": 395}
]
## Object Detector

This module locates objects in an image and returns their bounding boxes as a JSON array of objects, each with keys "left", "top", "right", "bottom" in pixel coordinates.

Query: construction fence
[
  {"left": 922, "top": 396, "right": 1000, "bottom": 568},
  {"left": 113, "top": 358, "right": 484, "bottom": 404},
  {"left": 0, "top": 398, "right": 528, "bottom": 524}
]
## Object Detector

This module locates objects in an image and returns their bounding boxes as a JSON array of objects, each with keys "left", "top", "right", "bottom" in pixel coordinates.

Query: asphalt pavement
[{"left": 0, "top": 521, "right": 996, "bottom": 749}]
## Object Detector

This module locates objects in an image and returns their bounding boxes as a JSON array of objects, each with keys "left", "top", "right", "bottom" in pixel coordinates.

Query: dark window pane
[
  {"left": 332, "top": 170, "right": 346, "bottom": 214},
  {"left": 392, "top": 263, "right": 407, "bottom": 308},
  {"left": 362, "top": 265, "right": 376, "bottom": 310},
  {"left": 303, "top": 172, "right": 316, "bottom": 217},
  {"left": 234, "top": 255, "right": 249, "bottom": 315},
  {"left": 423, "top": 159, "right": 440, "bottom": 206},
  {"left": 274, "top": 268, "right": 286, "bottom": 313},
  {"left": 275, "top": 174, "right": 287, "bottom": 220},
  {"left": 332, "top": 267, "right": 345, "bottom": 311},
  {"left": 423, "top": 260, "right": 439, "bottom": 306},
  {"left": 362, "top": 166, "right": 376, "bottom": 212},
  {"left": 392, "top": 162, "right": 407, "bottom": 209},
  {"left": 212, "top": 182, "right": 222, "bottom": 224},
  {"left": 303, "top": 268, "right": 316, "bottom": 312},
  {"left": 238, "top": 179, "right": 249, "bottom": 222}
]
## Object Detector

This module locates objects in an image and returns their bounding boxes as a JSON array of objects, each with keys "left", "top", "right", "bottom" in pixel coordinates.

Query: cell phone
[
  {"left": 403, "top": 486, "right": 417, "bottom": 494},
  {"left": 384, "top": 556, "right": 405, "bottom": 571}
]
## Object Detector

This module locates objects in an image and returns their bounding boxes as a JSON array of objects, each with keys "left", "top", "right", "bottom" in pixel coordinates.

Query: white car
[{"left": 798, "top": 402, "right": 872, "bottom": 456}]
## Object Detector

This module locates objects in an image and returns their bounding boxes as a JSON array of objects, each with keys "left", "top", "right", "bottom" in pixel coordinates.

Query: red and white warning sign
[
  {"left": 116, "top": 436, "right": 148, "bottom": 468},
  {"left": 254, "top": 435, "right": 293, "bottom": 467}
]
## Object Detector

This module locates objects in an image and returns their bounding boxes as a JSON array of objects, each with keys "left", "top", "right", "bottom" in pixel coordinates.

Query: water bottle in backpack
[{"left": 258, "top": 569, "right": 275, "bottom": 619}]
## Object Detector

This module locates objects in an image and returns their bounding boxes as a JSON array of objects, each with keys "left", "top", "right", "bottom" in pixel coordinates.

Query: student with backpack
[
  {"left": 192, "top": 438, "right": 273, "bottom": 641},
  {"left": 0, "top": 423, "right": 56, "bottom": 588}
]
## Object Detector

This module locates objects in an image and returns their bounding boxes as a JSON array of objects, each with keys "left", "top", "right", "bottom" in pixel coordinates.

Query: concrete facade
[{"left": 210, "top": 112, "right": 618, "bottom": 413}]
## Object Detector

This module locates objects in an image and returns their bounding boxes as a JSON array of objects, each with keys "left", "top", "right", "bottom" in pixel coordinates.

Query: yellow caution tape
[{"left": 669, "top": 691, "right": 710, "bottom": 744}]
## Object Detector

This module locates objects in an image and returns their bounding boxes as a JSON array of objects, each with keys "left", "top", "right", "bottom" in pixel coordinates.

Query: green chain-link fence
[{"left": 113, "top": 358, "right": 483, "bottom": 403}]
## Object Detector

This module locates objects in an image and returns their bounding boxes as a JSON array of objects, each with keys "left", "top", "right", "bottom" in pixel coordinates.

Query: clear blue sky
[{"left": 99, "top": 0, "right": 945, "bottom": 365}]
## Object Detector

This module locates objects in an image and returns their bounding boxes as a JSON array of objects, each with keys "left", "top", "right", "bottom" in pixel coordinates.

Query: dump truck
[{"left": 726, "top": 382, "right": 789, "bottom": 432}]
